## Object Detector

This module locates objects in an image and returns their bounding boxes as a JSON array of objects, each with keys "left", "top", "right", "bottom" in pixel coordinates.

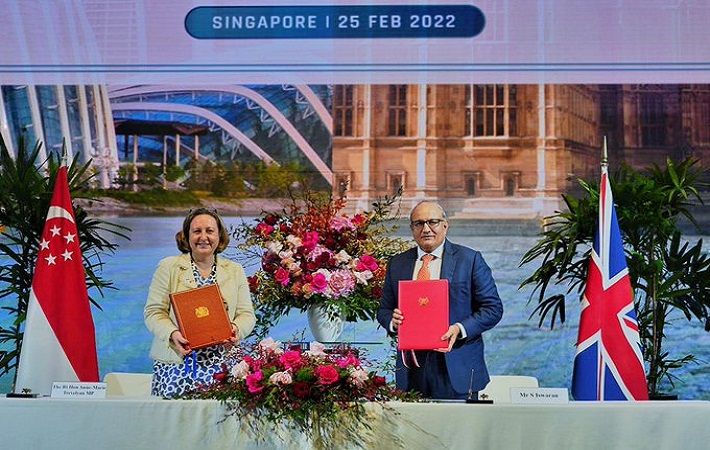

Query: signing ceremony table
[{"left": 1, "top": 397, "right": 709, "bottom": 449}]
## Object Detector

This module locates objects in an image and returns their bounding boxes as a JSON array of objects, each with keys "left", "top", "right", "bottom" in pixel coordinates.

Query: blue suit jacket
[{"left": 376, "top": 240, "right": 503, "bottom": 393}]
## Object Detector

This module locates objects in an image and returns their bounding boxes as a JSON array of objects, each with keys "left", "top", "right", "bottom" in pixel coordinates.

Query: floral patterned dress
[{"left": 151, "top": 260, "right": 227, "bottom": 398}]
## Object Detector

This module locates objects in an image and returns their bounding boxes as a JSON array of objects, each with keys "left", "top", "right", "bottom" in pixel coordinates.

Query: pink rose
[
  {"left": 328, "top": 269, "right": 355, "bottom": 297},
  {"left": 356, "top": 254, "right": 379, "bottom": 272},
  {"left": 337, "top": 354, "right": 361, "bottom": 369},
  {"left": 348, "top": 367, "right": 369, "bottom": 387},
  {"left": 306, "top": 341, "right": 327, "bottom": 356},
  {"left": 315, "top": 365, "right": 340, "bottom": 385},
  {"left": 258, "top": 337, "right": 283, "bottom": 354},
  {"left": 246, "top": 371, "right": 264, "bottom": 394},
  {"left": 301, "top": 231, "right": 320, "bottom": 252},
  {"left": 330, "top": 216, "right": 355, "bottom": 232},
  {"left": 310, "top": 272, "right": 328, "bottom": 293},
  {"left": 268, "top": 371, "right": 293, "bottom": 386},
  {"left": 275, "top": 267, "right": 290, "bottom": 286},
  {"left": 230, "top": 360, "right": 250, "bottom": 380},
  {"left": 279, "top": 350, "right": 304, "bottom": 370}
]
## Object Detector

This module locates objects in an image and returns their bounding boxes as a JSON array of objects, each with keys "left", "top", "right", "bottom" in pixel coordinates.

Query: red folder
[
  {"left": 169, "top": 284, "right": 232, "bottom": 350},
  {"left": 398, "top": 279, "right": 449, "bottom": 350}
]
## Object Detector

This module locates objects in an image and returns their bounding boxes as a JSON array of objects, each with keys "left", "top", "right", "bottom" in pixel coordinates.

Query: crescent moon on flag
[{"left": 46, "top": 206, "right": 75, "bottom": 224}]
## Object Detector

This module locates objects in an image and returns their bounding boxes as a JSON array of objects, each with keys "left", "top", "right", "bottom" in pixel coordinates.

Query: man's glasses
[{"left": 410, "top": 219, "right": 446, "bottom": 230}]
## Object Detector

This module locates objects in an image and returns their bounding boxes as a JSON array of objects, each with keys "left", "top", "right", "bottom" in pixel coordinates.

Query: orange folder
[
  {"left": 169, "top": 284, "right": 232, "bottom": 350},
  {"left": 397, "top": 279, "right": 449, "bottom": 350}
]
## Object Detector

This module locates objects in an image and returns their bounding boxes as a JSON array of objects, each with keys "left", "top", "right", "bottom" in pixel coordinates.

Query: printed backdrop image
[{"left": 0, "top": 81, "right": 708, "bottom": 400}]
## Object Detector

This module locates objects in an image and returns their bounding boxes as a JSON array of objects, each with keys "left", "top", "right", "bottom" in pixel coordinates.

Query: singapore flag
[{"left": 15, "top": 165, "right": 99, "bottom": 395}]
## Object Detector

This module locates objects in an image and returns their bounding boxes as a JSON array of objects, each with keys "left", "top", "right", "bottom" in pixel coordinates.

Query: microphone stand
[{"left": 465, "top": 368, "right": 493, "bottom": 404}]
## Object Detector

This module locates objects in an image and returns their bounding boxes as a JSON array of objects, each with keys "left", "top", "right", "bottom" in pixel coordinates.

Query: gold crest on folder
[
  {"left": 195, "top": 306, "right": 210, "bottom": 318},
  {"left": 418, "top": 297, "right": 430, "bottom": 306}
]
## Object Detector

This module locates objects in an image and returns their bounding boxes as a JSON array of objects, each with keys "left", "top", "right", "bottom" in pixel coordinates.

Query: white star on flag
[
  {"left": 50, "top": 225, "right": 61, "bottom": 236},
  {"left": 63, "top": 232, "right": 75, "bottom": 244},
  {"left": 61, "top": 249, "right": 73, "bottom": 261},
  {"left": 39, "top": 239, "right": 50, "bottom": 250},
  {"left": 45, "top": 254, "right": 56, "bottom": 265}
]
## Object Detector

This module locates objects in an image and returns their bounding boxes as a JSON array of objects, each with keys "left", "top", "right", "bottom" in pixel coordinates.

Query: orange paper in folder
[{"left": 397, "top": 279, "right": 449, "bottom": 350}]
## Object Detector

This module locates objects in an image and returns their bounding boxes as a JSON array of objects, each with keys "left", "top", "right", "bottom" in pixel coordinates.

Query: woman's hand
[
  {"left": 226, "top": 324, "right": 240, "bottom": 344},
  {"left": 170, "top": 330, "right": 192, "bottom": 356}
]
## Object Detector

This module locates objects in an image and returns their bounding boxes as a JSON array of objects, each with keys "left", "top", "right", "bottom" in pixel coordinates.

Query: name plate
[
  {"left": 510, "top": 387, "right": 569, "bottom": 404},
  {"left": 51, "top": 382, "right": 107, "bottom": 399}
]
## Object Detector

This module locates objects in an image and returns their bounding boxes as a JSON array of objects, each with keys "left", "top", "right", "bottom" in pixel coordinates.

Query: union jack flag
[{"left": 571, "top": 159, "right": 648, "bottom": 401}]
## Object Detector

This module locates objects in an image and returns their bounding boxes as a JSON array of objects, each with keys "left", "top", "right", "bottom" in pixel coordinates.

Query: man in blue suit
[{"left": 377, "top": 201, "right": 503, "bottom": 399}]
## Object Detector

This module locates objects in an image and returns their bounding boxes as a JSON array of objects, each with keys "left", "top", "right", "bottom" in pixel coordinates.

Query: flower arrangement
[
  {"left": 235, "top": 192, "right": 410, "bottom": 331},
  {"left": 184, "top": 338, "right": 418, "bottom": 448}
]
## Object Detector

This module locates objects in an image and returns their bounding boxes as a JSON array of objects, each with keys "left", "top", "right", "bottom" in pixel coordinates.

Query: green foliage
[
  {"left": 520, "top": 158, "right": 709, "bottom": 396},
  {"left": 184, "top": 158, "right": 310, "bottom": 199},
  {"left": 0, "top": 136, "right": 129, "bottom": 382}
]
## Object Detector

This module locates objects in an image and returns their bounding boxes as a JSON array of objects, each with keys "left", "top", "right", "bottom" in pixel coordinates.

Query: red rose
[
  {"left": 317, "top": 253, "right": 330, "bottom": 265},
  {"left": 352, "top": 213, "right": 367, "bottom": 227},
  {"left": 315, "top": 365, "right": 340, "bottom": 385},
  {"left": 213, "top": 371, "right": 228, "bottom": 384},
  {"left": 255, "top": 222, "right": 274, "bottom": 237},
  {"left": 264, "top": 214, "right": 278, "bottom": 226},
  {"left": 247, "top": 275, "right": 259, "bottom": 292},
  {"left": 293, "top": 381, "right": 311, "bottom": 399},
  {"left": 372, "top": 375, "right": 386, "bottom": 387},
  {"left": 280, "top": 223, "right": 290, "bottom": 233},
  {"left": 275, "top": 267, "right": 290, "bottom": 286},
  {"left": 371, "top": 287, "right": 383, "bottom": 299},
  {"left": 280, "top": 350, "right": 304, "bottom": 370}
]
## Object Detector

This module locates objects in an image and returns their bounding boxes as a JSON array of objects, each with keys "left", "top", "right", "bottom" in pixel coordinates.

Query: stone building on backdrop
[{"left": 331, "top": 84, "right": 710, "bottom": 219}]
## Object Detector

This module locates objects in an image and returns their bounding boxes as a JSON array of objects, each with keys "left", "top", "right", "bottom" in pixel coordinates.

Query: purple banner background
[{"left": 1, "top": 0, "right": 709, "bottom": 83}]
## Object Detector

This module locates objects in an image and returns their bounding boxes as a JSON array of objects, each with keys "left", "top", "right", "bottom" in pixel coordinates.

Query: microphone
[{"left": 465, "top": 368, "right": 493, "bottom": 404}]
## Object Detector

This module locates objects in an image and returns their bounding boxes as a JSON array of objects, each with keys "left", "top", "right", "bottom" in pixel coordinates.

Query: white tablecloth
[{"left": 1, "top": 398, "right": 708, "bottom": 449}]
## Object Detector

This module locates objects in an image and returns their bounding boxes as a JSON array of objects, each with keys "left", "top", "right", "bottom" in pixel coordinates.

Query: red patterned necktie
[{"left": 416, "top": 254, "right": 434, "bottom": 280}]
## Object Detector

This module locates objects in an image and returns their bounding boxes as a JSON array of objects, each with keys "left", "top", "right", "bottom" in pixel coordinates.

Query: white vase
[{"left": 307, "top": 305, "right": 344, "bottom": 342}]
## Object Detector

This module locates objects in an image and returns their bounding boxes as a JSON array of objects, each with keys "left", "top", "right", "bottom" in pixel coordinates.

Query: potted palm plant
[
  {"left": 0, "top": 135, "right": 128, "bottom": 386},
  {"left": 520, "top": 158, "right": 709, "bottom": 398}
]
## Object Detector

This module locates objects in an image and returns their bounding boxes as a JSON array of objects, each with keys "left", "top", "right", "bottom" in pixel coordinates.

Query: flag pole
[
  {"left": 61, "top": 138, "right": 68, "bottom": 167},
  {"left": 601, "top": 136, "right": 608, "bottom": 169}
]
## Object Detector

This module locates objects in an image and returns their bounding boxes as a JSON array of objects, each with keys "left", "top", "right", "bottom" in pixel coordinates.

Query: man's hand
[
  {"left": 436, "top": 325, "right": 461, "bottom": 352},
  {"left": 391, "top": 308, "right": 404, "bottom": 331},
  {"left": 170, "top": 330, "right": 192, "bottom": 356}
]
